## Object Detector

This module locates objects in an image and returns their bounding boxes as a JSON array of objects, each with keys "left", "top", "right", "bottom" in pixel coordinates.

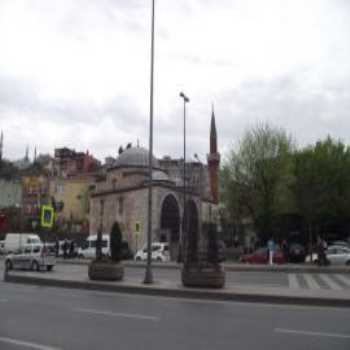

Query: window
[
  {"left": 91, "top": 240, "right": 108, "bottom": 248},
  {"left": 327, "top": 247, "right": 337, "bottom": 255},
  {"left": 33, "top": 246, "right": 41, "bottom": 253},
  {"left": 14, "top": 248, "right": 22, "bottom": 255},
  {"left": 24, "top": 247, "right": 31, "bottom": 254}
]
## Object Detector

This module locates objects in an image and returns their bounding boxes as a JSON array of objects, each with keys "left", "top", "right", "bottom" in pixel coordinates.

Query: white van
[
  {"left": 78, "top": 234, "right": 110, "bottom": 259},
  {"left": 4, "top": 233, "right": 41, "bottom": 254}
]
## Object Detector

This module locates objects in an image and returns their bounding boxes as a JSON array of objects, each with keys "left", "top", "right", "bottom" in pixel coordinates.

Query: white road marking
[
  {"left": 0, "top": 336, "right": 61, "bottom": 350},
  {"left": 303, "top": 274, "right": 321, "bottom": 289},
  {"left": 288, "top": 274, "right": 300, "bottom": 289},
  {"left": 275, "top": 328, "right": 350, "bottom": 339},
  {"left": 318, "top": 274, "right": 343, "bottom": 291},
  {"left": 74, "top": 307, "right": 160, "bottom": 321},
  {"left": 335, "top": 274, "right": 350, "bottom": 287}
]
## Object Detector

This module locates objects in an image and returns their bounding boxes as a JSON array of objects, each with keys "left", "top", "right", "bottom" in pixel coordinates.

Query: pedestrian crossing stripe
[
  {"left": 318, "top": 274, "right": 343, "bottom": 291},
  {"left": 303, "top": 274, "right": 321, "bottom": 290},
  {"left": 335, "top": 274, "right": 350, "bottom": 287},
  {"left": 288, "top": 273, "right": 350, "bottom": 291}
]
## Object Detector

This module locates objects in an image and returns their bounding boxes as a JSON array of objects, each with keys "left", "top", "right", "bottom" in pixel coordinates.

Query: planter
[
  {"left": 88, "top": 260, "right": 124, "bottom": 281},
  {"left": 181, "top": 264, "right": 225, "bottom": 289}
]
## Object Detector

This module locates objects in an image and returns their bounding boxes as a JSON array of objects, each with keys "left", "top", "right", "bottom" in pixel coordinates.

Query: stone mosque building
[{"left": 89, "top": 110, "right": 220, "bottom": 259}]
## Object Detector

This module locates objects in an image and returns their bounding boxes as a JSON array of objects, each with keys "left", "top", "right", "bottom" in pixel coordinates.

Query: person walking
[
  {"left": 55, "top": 238, "right": 59, "bottom": 258},
  {"left": 267, "top": 237, "right": 275, "bottom": 265},
  {"left": 282, "top": 239, "right": 289, "bottom": 263},
  {"left": 62, "top": 239, "right": 68, "bottom": 259},
  {"left": 69, "top": 240, "right": 75, "bottom": 258},
  {"left": 317, "top": 236, "right": 327, "bottom": 266}
]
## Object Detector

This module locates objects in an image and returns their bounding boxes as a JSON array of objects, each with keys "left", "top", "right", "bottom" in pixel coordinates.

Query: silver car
[
  {"left": 5, "top": 244, "right": 56, "bottom": 271},
  {"left": 326, "top": 245, "right": 350, "bottom": 266}
]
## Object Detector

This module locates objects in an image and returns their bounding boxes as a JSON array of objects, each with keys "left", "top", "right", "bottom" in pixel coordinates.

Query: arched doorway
[
  {"left": 160, "top": 194, "right": 180, "bottom": 260},
  {"left": 184, "top": 199, "right": 199, "bottom": 264}
]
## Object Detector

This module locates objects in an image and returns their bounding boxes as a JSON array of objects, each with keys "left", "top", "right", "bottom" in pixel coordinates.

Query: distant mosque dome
[{"left": 114, "top": 146, "right": 159, "bottom": 168}]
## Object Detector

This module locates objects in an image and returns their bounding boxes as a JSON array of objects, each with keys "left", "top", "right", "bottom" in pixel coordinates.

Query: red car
[{"left": 240, "top": 247, "right": 286, "bottom": 264}]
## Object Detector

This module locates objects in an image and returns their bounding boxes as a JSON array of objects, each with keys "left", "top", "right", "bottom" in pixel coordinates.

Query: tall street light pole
[
  {"left": 194, "top": 154, "right": 203, "bottom": 242},
  {"left": 179, "top": 92, "right": 189, "bottom": 265},
  {"left": 144, "top": 0, "right": 156, "bottom": 284}
]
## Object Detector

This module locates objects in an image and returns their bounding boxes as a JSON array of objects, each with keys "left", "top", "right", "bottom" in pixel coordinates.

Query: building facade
[{"left": 89, "top": 112, "right": 221, "bottom": 257}]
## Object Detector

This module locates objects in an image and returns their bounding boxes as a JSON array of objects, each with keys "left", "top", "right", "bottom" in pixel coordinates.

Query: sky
[{"left": 0, "top": 0, "right": 350, "bottom": 163}]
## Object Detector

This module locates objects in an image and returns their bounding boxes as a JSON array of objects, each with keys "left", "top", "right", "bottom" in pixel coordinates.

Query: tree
[
  {"left": 222, "top": 123, "right": 294, "bottom": 244},
  {"left": 293, "top": 137, "right": 350, "bottom": 252}
]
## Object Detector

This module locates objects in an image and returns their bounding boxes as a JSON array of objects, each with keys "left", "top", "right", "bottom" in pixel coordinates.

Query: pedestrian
[
  {"left": 267, "top": 237, "right": 275, "bottom": 265},
  {"left": 69, "top": 240, "right": 75, "bottom": 258},
  {"left": 55, "top": 238, "right": 59, "bottom": 258},
  {"left": 282, "top": 239, "right": 289, "bottom": 263},
  {"left": 62, "top": 239, "right": 68, "bottom": 259},
  {"left": 317, "top": 236, "right": 327, "bottom": 266}
]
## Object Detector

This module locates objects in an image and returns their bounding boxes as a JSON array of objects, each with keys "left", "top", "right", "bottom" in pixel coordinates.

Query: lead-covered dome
[{"left": 114, "top": 147, "right": 159, "bottom": 168}]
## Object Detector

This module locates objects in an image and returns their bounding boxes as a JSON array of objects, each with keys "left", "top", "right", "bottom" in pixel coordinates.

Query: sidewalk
[
  {"left": 4, "top": 264, "right": 350, "bottom": 308},
  {"left": 56, "top": 258, "right": 350, "bottom": 274}
]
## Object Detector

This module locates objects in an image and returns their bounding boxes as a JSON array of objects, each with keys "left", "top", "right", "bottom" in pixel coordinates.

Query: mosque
[{"left": 89, "top": 110, "right": 220, "bottom": 259}]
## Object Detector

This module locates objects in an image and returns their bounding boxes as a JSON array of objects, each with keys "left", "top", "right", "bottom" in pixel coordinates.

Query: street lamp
[
  {"left": 144, "top": 0, "right": 156, "bottom": 284},
  {"left": 179, "top": 91, "right": 190, "bottom": 264},
  {"left": 194, "top": 154, "right": 203, "bottom": 242}
]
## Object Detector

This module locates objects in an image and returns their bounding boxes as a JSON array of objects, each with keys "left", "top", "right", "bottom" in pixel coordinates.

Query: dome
[
  {"left": 114, "top": 147, "right": 159, "bottom": 168},
  {"left": 153, "top": 170, "right": 170, "bottom": 182}
]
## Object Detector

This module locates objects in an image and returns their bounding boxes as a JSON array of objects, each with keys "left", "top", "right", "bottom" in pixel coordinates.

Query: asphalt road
[{"left": 0, "top": 278, "right": 350, "bottom": 350}]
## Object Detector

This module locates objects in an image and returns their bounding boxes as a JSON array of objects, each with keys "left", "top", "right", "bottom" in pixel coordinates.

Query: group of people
[{"left": 54, "top": 239, "right": 76, "bottom": 259}]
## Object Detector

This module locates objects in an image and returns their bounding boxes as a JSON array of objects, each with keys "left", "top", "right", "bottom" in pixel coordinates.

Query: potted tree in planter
[
  {"left": 88, "top": 221, "right": 124, "bottom": 281},
  {"left": 181, "top": 222, "right": 225, "bottom": 288}
]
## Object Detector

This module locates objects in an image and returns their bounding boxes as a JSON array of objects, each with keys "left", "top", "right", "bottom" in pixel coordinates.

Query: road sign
[
  {"left": 135, "top": 222, "right": 141, "bottom": 237},
  {"left": 41, "top": 205, "right": 54, "bottom": 228}
]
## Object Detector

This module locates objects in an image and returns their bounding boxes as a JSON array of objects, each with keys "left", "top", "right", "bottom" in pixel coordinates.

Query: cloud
[{"left": 0, "top": 0, "right": 350, "bottom": 165}]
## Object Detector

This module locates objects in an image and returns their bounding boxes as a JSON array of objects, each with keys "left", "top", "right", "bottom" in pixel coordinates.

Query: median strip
[
  {"left": 74, "top": 307, "right": 160, "bottom": 321},
  {"left": 274, "top": 328, "right": 350, "bottom": 339},
  {"left": 0, "top": 336, "right": 61, "bottom": 350}
]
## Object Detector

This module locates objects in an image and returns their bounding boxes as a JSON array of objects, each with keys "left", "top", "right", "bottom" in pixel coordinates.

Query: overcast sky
[{"left": 0, "top": 0, "right": 349, "bottom": 163}]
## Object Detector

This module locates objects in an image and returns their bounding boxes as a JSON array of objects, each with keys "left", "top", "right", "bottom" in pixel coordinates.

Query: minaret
[
  {"left": 0, "top": 130, "right": 3, "bottom": 162},
  {"left": 207, "top": 105, "right": 220, "bottom": 204},
  {"left": 25, "top": 145, "right": 29, "bottom": 161}
]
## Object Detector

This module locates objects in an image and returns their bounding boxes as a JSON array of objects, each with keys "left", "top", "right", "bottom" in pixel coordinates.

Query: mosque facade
[{"left": 89, "top": 110, "right": 220, "bottom": 258}]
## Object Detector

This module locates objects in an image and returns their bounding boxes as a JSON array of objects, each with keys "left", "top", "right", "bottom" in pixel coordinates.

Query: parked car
[
  {"left": 5, "top": 244, "right": 56, "bottom": 271},
  {"left": 330, "top": 241, "right": 350, "bottom": 248},
  {"left": 134, "top": 242, "right": 170, "bottom": 262},
  {"left": 3, "top": 233, "right": 41, "bottom": 254},
  {"left": 288, "top": 243, "right": 306, "bottom": 263},
  {"left": 240, "top": 246, "right": 286, "bottom": 264},
  {"left": 77, "top": 234, "right": 109, "bottom": 259},
  {"left": 326, "top": 245, "right": 350, "bottom": 266},
  {"left": 78, "top": 234, "right": 133, "bottom": 260}
]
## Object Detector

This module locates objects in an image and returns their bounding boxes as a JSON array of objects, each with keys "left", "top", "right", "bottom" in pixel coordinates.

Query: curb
[
  {"left": 56, "top": 259, "right": 350, "bottom": 274},
  {"left": 4, "top": 273, "right": 350, "bottom": 308}
]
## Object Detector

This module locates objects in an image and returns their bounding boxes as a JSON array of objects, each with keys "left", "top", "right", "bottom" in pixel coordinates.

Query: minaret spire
[
  {"left": 0, "top": 130, "right": 3, "bottom": 162},
  {"left": 207, "top": 105, "right": 220, "bottom": 204},
  {"left": 25, "top": 145, "right": 29, "bottom": 161},
  {"left": 210, "top": 104, "right": 217, "bottom": 153}
]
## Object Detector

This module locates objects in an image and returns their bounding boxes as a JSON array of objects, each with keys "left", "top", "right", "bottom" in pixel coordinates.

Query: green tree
[
  {"left": 222, "top": 123, "right": 294, "bottom": 244},
  {"left": 293, "top": 137, "right": 350, "bottom": 252}
]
